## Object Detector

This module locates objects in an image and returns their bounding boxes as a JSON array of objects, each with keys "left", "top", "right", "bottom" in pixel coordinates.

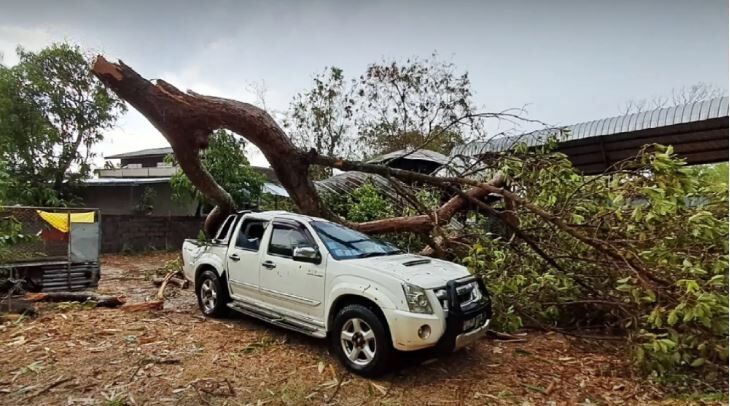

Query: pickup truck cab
[{"left": 182, "top": 210, "right": 491, "bottom": 376}]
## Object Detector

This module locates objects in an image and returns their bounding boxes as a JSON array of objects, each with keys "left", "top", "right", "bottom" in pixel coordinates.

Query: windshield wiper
[{"left": 355, "top": 252, "right": 387, "bottom": 258}]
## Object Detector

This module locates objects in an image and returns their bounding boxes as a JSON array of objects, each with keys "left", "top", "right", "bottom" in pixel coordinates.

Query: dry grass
[{"left": 0, "top": 252, "right": 724, "bottom": 405}]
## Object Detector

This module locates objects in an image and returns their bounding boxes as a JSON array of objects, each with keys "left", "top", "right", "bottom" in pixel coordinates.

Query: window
[
  {"left": 214, "top": 215, "right": 237, "bottom": 243},
  {"left": 235, "top": 219, "right": 267, "bottom": 251},
  {"left": 268, "top": 223, "right": 314, "bottom": 257},
  {"left": 311, "top": 221, "right": 401, "bottom": 260}
]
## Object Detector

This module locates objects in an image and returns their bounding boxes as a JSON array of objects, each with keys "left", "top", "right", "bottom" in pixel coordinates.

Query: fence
[
  {"left": 0, "top": 206, "right": 101, "bottom": 291},
  {"left": 100, "top": 215, "right": 204, "bottom": 253}
]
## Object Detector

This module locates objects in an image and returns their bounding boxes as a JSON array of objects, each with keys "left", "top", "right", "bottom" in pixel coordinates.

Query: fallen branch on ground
[
  {"left": 24, "top": 292, "right": 125, "bottom": 308},
  {"left": 1, "top": 296, "right": 37, "bottom": 315},
  {"left": 121, "top": 269, "right": 184, "bottom": 313},
  {"left": 155, "top": 269, "right": 184, "bottom": 300},
  {"left": 152, "top": 276, "right": 189, "bottom": 289}
]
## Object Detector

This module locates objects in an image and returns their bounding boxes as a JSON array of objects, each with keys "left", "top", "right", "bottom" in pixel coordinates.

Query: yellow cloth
[{"left": 36, "top": 210, "right": 95, "bottom": 233}]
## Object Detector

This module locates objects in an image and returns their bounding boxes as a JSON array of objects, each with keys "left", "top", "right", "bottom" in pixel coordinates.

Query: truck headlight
[{"left": 402, "top": 283, "right": 433, "bottom": 314}]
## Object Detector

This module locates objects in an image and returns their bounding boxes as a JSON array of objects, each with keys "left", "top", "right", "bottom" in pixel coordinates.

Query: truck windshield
[{"left": 310, "top": 221, "right": 402, "bottom": 260}]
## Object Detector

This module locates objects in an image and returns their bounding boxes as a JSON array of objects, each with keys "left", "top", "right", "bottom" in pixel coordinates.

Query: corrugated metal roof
[
  {"left": 314, "top": 171, "right": 412, "bottom": 206},
  {"left": 105, "top": 147, "right": 173, "bottom": 159},
  {"left": 368, "top": 149, "right": 449, "bottom": 165},
  {"left": 451, "top": 96, "right": 729, "bottom": 157}
]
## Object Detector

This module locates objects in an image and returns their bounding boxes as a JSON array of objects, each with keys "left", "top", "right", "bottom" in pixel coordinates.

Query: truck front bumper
[
  {"left": 385, "top": 277, "right": 492, "bottom": 352},
  {"left": 383, "top": 309, "right": 446, "bottom": 351}
]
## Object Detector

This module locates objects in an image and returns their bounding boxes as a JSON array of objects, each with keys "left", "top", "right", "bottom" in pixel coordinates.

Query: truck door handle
[
  {"left": 262, "top": 260, "right": 276, "bottom": 269},
  {"left": 229, "top": 254, "right": 240, "bottom": 261}
]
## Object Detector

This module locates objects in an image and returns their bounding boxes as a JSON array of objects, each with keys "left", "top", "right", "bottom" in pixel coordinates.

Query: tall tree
[
  {"left": 354, "top": 55, "right": 480, "bottom": 156},
  {"left": 286, "top": 67, "right": 356, "bottom": 178},
  {"left": 0, "top": 43, "right": 125, "bottom": 205},
  {"left": 287, "top": 54, "right": 483, "bottom": 161}
]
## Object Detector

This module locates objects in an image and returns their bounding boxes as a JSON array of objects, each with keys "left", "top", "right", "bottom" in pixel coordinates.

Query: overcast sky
[{"left": 1, "top": 0, "right": 727, "bottom": 167}]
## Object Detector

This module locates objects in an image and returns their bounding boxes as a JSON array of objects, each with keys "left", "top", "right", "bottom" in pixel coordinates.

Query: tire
[
  {"left": 330, "top": 304, "right": 392, "bottom": 377},
  {"left": 196, "top": 269, "right": 229, "bottom": 318}
]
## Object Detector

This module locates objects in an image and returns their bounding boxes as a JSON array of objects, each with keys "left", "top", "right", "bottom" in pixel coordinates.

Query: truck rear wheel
[
  {"left": 330, "top": 304, "right": 392, "bottom": 377},
  {"left": 196, "top": 270, "right": 229, "bottom": 318}
]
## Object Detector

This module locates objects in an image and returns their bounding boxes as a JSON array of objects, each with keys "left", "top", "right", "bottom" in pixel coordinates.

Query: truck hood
[{"left": 347, "top": 254, "right": 471, "bottom": 289}]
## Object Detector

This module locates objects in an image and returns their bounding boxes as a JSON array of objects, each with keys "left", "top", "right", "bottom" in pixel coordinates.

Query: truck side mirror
[{"left": 293, "top": 246, "right": 321, "bottom": 264}]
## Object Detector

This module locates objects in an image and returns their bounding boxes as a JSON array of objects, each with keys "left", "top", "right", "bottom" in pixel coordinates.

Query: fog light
[{"left": 418, "top": 324, "right": 431, "bottom": 339}]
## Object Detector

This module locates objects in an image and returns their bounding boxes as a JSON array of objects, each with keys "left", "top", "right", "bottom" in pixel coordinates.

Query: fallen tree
[
  {"left": 89, "top": 57, "right": 727, "bottom": 385},
  {"left": 90, "top": 57, "right": 506, "bottom": 239}
]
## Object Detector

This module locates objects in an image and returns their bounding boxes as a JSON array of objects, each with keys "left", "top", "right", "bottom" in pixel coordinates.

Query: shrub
[{"left": 463, "top": 145, "right": 728, "bottom": 383}]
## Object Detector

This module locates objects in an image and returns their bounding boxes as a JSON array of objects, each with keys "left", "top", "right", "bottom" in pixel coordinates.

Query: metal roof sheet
[
  {"left": 262, "top": 182, "right": 289, "bottom": 197},
  {"left": 314, "top": 171, "right": 412, "bottom": 207},
  {"left": 451, "top": 96, "right": 729, "bottom": 157},
  {"left": 368, "top": 149, "right": 449, "bottom": 165}
]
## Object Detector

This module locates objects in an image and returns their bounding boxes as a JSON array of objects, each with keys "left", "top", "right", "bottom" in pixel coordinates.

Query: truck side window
[
  {"left": 235, "top": 220, "right": 266, "bottom": 251},
  {"left": 214, "top": 215, "right": 236, "bottom": 243},
  {"left": 268, "top": 224, "right": 313, "bottom": 257}
]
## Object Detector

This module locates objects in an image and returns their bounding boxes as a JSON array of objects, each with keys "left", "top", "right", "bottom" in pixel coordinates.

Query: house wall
[
  {"left": 100, "top": 214, "right": 204, "bottom": 253},
  {"left": 77, "top": 182, "right": 197, "bottom": 216},
  {"left": 121, "top": 155, "right": 167, "bottom": 168}
]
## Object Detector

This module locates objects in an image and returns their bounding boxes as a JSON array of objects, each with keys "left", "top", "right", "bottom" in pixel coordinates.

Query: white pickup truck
[{"left": 182, "top": 210, "right": 491, "bottom": 376}]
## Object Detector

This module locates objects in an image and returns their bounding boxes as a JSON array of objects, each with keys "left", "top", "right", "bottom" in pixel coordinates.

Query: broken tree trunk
[
  {"left": 91, "top": 57, "right": 330, "bottom": 235},
  {"left": 25, "top": 292, "right": 126, "bottom": 308},
  {"left": 90, "top": 57, "right": 505, "bottom": 237}
]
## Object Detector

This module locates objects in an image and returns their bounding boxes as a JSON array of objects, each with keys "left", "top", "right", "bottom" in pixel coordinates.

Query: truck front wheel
[
  {"left": 196, "top": 269, "right": 229, "bottom": 317},
  {"left": 330, "top": 304, "right": 392, "bottom": 377}
]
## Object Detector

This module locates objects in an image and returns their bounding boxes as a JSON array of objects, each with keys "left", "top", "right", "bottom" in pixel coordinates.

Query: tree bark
[{"left": 25, "top": 291, "right": 126, "bottom": 308}]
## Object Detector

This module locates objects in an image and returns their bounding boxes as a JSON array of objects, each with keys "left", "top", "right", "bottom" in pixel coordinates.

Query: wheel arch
[
  {"left": 194, "top": 263, "right": 227, "bottom": 287},
  {"left": 327, "top": 294, "right": 390, "bottom": 337}
]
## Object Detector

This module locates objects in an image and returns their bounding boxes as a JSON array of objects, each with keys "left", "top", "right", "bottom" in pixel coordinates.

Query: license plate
[{"left": 463, "top": 312, "right": 486, "bottom": 332}]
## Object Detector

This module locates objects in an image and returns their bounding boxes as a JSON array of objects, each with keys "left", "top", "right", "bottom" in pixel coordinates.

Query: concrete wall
[
  {"left": 100, "top": 214, "right": 204, "bottom": 253},
  {"left": 78, "top": 182, "right": 197, "bottom": 216}
]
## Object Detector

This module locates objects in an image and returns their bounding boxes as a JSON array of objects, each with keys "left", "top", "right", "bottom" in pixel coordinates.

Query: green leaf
[{"left": 690, "top": 358, "right": 705, "bottom": 367}]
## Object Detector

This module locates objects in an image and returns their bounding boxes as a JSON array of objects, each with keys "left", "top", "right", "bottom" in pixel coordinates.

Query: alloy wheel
[
  {"left": 200, "top": 279, "right": 217, "bottom": 312},
  {"left": 340, "top": 318, "right": 376, "bottom": 366}
]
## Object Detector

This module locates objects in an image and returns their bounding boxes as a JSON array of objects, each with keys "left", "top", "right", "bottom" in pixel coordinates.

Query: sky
[{"left": 1, "top": 0, "right": 727, "bottom": 167}]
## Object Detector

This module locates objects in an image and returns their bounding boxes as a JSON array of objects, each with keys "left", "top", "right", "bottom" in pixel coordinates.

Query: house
[{"left": 78, "top": 146, "right": 286, "bottom": 216}]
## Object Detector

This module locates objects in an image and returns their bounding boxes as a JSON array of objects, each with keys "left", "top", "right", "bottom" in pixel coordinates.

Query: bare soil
[{"left": 0, "top": 252, "right": 724, "bottom": 405}]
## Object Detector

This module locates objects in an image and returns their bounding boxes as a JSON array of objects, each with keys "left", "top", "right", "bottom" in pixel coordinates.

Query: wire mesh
[{"left": 0, "top": 206, "right": 99, "bottom": 264}]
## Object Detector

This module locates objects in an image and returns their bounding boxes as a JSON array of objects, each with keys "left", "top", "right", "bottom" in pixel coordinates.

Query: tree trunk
[
  {"left": 91, "top": 57, "right": 330, "bottom": 235},
  {"left": 90, "top": 57, "right": 505, "bottom": 237}
]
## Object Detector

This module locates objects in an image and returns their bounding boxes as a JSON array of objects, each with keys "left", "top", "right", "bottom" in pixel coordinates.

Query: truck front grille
[{"left": 434, "top": 278, "right": 484, "bottom": 314}]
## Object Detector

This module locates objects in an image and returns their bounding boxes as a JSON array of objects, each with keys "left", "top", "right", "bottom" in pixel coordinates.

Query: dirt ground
[{"left": 0, "top": 252, "right": 725, "bottom": 405}]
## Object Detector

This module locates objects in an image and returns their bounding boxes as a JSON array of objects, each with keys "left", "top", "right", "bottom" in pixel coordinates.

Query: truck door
[
  {"left": 226, "top": 217, "right": 268, "bottom": 300},
  {"left": 258, "top": 219, "right": 326, "bottom": 320}
]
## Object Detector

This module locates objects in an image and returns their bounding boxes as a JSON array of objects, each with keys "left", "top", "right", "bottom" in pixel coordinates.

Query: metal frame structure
[
  {"left": 0, "top": 206, "right": 101, "bottom": 292},
  {"left": 452, "top": 96, "right": 729, "bottom": 174}
]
